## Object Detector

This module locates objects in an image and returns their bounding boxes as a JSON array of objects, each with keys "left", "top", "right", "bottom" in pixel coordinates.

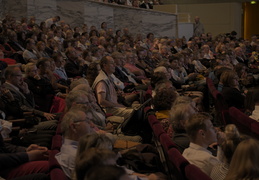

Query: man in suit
[
  {"left": 3, "top": 66, "right": 57, "bottom": 128},
  {"left": 139, "top": 0, "right": 153, "bottom": 9}
]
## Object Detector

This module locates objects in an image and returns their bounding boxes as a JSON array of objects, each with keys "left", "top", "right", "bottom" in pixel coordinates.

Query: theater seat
[
  {"left": 159, "top": 133, "right": 176, "bottom": 151},
  {"left": 152, "top": 123, "right": 166, "bottom": 139},
  {"left": 50, "top": 168, "right": 69, "bottom": 180},
  {"left": 168, "top": 148, "right": 189, "bottom": 175},
  {"left": 148, "top": 114, "right": 160, "bottom": 128},
  {"left": 185, "top": 164, "right": 212, "bottom": 180},
  {"left": 251, "top": 121, "right": 259, "bottom": 139},
  {"left": 229, "top": 107, "right": 254, "bottom": 135},
  {"left": 51, "top": 135, "right": 63, "bottom": 151}
]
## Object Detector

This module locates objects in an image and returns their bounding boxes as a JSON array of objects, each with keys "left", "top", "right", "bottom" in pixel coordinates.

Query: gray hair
[
  {"left": 70, "top": 78, "right": 89, "bottom": 91},
  {"left": 66, "top": 90, "right": 89, "bottom": 110},
  {"left": 61, "top": 105, "right": 89, "bottom": 137}
]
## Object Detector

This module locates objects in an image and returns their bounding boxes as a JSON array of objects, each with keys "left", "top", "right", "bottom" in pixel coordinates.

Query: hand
[
  {"left": 27, "top": 149, "right": 49, "bottom": 161},
  {"left": 217, "top": 131, "right": 226, "bottom": 146},
  {"left": 19, "top": 81, "right": 30, "bottom": 94},
  {"left": 43, "top": 113, "right": 56, "bottom": 121},
  {"left": 26, "top": 144, "right": 48, "bottom": 152},
  {"left": 33, "top": 74, "right": 41, "bottom": 80}
]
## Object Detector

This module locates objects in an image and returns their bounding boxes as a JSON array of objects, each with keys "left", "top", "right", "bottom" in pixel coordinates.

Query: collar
[
  {"left": 5, "top": 82, "right": 19, "bottom": 91},
  {"left": 63, "top": 138, "right": 78, "bottom": 148},
  {"left": 189, "top": 142, "right": 212, "bottom": 154}
]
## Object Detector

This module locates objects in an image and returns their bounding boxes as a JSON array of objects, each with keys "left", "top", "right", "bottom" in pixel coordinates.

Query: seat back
[
  {"left": 185, "top": 164, "right": 212, "bottom": 180},
  {"left": 168, "top": 148, "right": 189, "bottom": 176},
  {"left": 229, "top": 107, "right": 254, "bottom": 135}
]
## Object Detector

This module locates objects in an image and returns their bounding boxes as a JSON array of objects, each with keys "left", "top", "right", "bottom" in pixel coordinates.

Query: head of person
[
  {"left": 75, "top": 148, "right": 118, "bottom": 180},
  {"left": 65, "top": 46, "right": 78, "bottom": 60},
  {"left": 77, "top": 134, "right": 114, "bottom": 157},
  {"left": 4, "top": 66, "right": 23, "bottom": 87},
  {"left": 153, "top": 87, "right": 177, "bottom": 111},
  {"left": 100, "top": 56, "right": 115, "bottom": 75},
  {"left": 220, "top": 70, "right": 239, "bottom": 88},
  {"left": 53, "top": 16, "right": 60, "bottom": 23},
  {"left": 36, "top": 57, "right": 51, "bottom": 74},
  {"left": 25, "top": 38, "right": 36, "bottom": 50},
  {"left": 136, "top": 47, "right": 147, "bottom": 60},
  {"left": 111, "top": 51, "right": 125, "bottom": 67},
  {"left": 234, "top": 47, "right": 243, "bottom": 56},
  {"left": 61, "top": 105, "right": 95, "bottom": 140},
  {"left": 65, "top": 89, "right": 90, "bottom": 110},
  {"left": 185, "top": 112, "right": 217, "bottom": 147},
  {"left": 170, "top": 103, "right": 198, "bottom": 132},
  {"left": 194, "top": 16, "right": 200, "bottom": 23},
  {"left": 154, "top": 66, "right": 171, "bottom": 80},
  {"left": 25, "top": 63, "right": 38, "bottom": 78},
  {"left": 225, "top": 138, "right": 259, "bottom": 180},
  {"left": 36, "top": 41, "right": 46, "bottom": 51},
  {"left": 52, "top": 53, "right": 64, "bottom": 68}
]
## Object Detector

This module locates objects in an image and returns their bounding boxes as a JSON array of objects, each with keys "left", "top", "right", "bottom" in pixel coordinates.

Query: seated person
[
  {"left": 92, "top": 56, "right": 133, "bottom": 120},
  {"left": 3, "top": 66, "right": 57, "bottom": 129},
  {"left": 24, "top": 62, "right": 56, "bottom": 112},
  {"left": 75, "top": 133, "right": 162, "bottom": 180},
  {"left": 210, "top": 124, "right": 247, "bottom": 180},
  {"left": 224, "top": 138, "right": 259, "bottom": 180},
  {"left": 220, "top": 71, "right": 245, "bottom": 109},
  {"left": 64, "top": 46, "right": 88, "bottom": 78},
  {"left": 183, "top": 112, "right": 224, "bottom": 176},
  {"left": 0, "top": 132, "right": 49, "bottom": 180},
  {"left": 153, "top": 87, "right": 177, "bottom": 137},
  {"left": 55, "top": 105, "right": 97, "bottom": 179},
  {"left": 170, "top": 102, "right": 198, "bottom": 153}
]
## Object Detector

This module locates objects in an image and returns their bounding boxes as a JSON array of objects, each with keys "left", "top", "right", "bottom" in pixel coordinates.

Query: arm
[
  {"left": 0, "top": 153, "right": 28, "bottom": 169},
  {"left": 95, "top": 82, "right": 124, "bottom": 108}
]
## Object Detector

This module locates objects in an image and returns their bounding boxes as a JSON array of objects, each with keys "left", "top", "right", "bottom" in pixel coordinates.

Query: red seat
[
  {"left": 49, "top": 150, "right": 61, "bottom": 170},
  {"left": 159, "top": 133, "right": 176, "bottom": 151},
  {"left": 152, "top": 123, "right": 166, "bottom": 139},
  {"left": 185, "top": 164, "right": 212, "bottom": 180},
  {"left": 206, "top": 77, "right": 229, "bottom": 125},
  {"left": 148, "top": 114, "right": 160, "bottom": 127},
  {"left": 51, "top": 135, "right": 63, "bottom": 151},
  {"left": 168, "top": 148, "right": 189, "bottom": 174},
  {"left": 251, "top": 121, "right": 259, "bottom": 139},
  {"left": 229, "top": 107, "right": 254, "bottom": 135},
  {"left": 50, "top": 168, "right": 69, "bottom": 180}
]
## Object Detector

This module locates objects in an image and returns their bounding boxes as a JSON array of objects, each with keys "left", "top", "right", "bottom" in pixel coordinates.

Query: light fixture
[{"left": 251, "top": 1, "right": 257, "bottom": 4}]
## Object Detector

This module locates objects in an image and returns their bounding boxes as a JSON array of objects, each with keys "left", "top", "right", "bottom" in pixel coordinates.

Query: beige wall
[
  {"left": 154, "top": 3, "right": 243, "bottom": 38},
  {"left": 178, "top": 3, "right": 242, "bottom": 37}
]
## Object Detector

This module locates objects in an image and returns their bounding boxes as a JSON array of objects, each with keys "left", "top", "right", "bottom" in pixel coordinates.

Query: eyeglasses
[{"left": 74, "top": 118, "right": 92, "bottom": 124}]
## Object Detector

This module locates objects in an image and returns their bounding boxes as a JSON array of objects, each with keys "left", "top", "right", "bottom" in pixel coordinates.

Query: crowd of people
[{"left": 0, "top": 12, "right": 259, "bottom": 180}]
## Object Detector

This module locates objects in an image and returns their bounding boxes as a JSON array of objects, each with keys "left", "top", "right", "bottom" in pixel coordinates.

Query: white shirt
[
  {"left": 183, "top": 143, "right": 220, "bottom": 176},
  {"left": 250, "top": 105, "right": 259, "bottom": 122}
]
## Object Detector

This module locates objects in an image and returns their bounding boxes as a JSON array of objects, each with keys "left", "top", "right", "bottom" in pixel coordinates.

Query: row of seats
[
  {"left": 48, "top": 116, "right": 68, "bottom": 180},
  {"left": 206, "top": 77, "right": 230, "bottom": 125},
  {"left": 145, "top": 108, "right": 212, "bottom": 180},
  {"left": 206, "top": 77, "right": 259, "bottom": 139},
  {"left": 229, "top": 107, "right": 259, "bottom": 139}
]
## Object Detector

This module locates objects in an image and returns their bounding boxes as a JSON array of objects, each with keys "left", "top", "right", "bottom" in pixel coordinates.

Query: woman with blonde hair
[{"left": 225, "top": 138, "right": 259, "bottom": 180}]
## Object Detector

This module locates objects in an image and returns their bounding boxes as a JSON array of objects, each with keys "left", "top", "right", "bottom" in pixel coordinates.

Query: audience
[{"left": 1, "top": 12, "right": 259, "bottom": 180}]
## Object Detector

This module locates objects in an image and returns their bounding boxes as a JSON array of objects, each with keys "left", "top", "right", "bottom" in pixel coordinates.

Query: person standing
[{"left": 193, "top": 16, "right": 204, "bottom": 37}]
